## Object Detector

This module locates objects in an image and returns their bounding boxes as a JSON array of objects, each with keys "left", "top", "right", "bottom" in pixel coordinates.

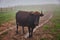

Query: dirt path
[{"left": 0, "top": 12, "right": 53, "bottom": 40}]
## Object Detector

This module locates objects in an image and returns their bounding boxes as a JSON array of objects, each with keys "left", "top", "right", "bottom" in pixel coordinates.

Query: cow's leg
[
  {"left": 16, "top": 24, "right": 18, "bottom": 34},
  {"left": 31, "top": 25, "right": 35, "bottom": 37},
  {"left": 28, "top": 27, "right": 31, "bottom": 38},
  {"left": 31, "top": 27, "right": 34, "bottom": 37},
  {"left": 28, "top": 27, "right": 30, "bottom": 37},
  {"left": 22, "top": 26, "right": 25, "bottom": 34}
]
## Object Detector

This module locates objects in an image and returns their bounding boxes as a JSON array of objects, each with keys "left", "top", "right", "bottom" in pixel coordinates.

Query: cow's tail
[{"left": 16, "top": 12, "right": 19, "bottom": 34}]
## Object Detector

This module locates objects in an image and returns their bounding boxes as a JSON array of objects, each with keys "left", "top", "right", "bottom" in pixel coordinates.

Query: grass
[
  {"left": 0, "top": 4, "right": 60, "bottom": 40},
  {"left": 51, "top": 8, "right": 60, "bottom": 40},
  {"left": 51, "top": 7, "right": 60, "bottom": 32},
  {"left": 40, "top": 38, "right": 48, "bottom": 40},
  {"left": 0, "top": 4, "right": 56, "bottom": 26},
  {"left": 43, "top": 6, "right": 60, "bottom": 40},
  {"left": 0, "top": 10, "right": 15, "bottom": 25},
  {"left": 43, "top": 24, "right": 49, "bottom": 30}
]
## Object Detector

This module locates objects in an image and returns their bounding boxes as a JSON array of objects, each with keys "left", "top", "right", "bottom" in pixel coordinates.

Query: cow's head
[{"left": 30, "top": 11, "right": 44, "bottom": 26}]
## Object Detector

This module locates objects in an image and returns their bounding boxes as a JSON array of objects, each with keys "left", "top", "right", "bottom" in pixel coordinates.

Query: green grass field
[
  {"left": 0, "top": 10, "right": 15, "bottom": 25},
  {"left": 43, "top": 6, "right": 60, "bottom": 40},
  {"left": 0, "top": 4, "right": 60, "bottom": 40},
  {"left": 0, "top": 4, "right": 58, "bottom": 25},
  {"left": 51, "top": 7, "right": 60, "bottom": 40},
  {"left": 0, "top": 5, "right": 48, "bottom": 25}
]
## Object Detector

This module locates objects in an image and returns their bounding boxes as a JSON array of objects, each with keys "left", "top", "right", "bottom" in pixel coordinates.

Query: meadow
[
  {"left": 0, "top": 4, "right": 58, "bottom": 25},
  {"left": 0, "top": 4, "right": 60, "bottom": 40},
  {"left": 0, "top": 8, "right": 15, "bottom": 25},
  {"left": 43, "top": 5, "right": 60, "bottom": 40}
]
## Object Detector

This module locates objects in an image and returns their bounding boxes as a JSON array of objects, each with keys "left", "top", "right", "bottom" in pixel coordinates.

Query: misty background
[{"left": 0, "top": 0, "right": 60, "bottom": 8}]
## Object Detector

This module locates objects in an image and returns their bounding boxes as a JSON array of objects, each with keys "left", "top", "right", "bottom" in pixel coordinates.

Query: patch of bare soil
[{"left": 0, "top": 20, "right": 15, "bottom": 32}]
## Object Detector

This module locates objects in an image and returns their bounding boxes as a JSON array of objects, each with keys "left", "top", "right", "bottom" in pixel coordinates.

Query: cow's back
[{"left": 16, "top": 11, "right": 31, "bottom": 26}]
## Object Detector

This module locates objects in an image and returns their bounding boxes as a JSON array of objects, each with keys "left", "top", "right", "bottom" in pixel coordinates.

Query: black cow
[{"left": 16, "top": 11, "right": 44, "bottom": 38}]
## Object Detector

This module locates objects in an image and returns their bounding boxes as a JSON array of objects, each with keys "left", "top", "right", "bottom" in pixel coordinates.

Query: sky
[{"left": 0, "top": 0, "right": 60, "bottom": 8}]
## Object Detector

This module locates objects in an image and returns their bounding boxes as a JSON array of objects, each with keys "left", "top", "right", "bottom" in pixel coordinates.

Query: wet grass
[
  {"left": 0, "top": 11, "right": 15, "bottom": 26},
  {"left": 40, "top": 38, "right": 48, "bottom": 40},
  {"left": 43, "top": 7, "right": 60, "bottom": 40},
  {"left": 43, "top": 24, "right": 49, "bottom": 30},
  {"left": 0, "top": 4, "right": 60, "bottom": 40}
]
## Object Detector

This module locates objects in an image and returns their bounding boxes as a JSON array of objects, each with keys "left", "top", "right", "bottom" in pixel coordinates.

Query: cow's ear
[
  {"left": 39, "top": 11, "right": 44, "bottom": 16},
  {"left": 40, "top": 13, "right": 44, "bottom": 16}
]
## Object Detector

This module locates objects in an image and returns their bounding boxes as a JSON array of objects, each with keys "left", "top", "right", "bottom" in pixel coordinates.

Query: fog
[{"left": 0, "top": 0, "right": 60, "bottom": 8}]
